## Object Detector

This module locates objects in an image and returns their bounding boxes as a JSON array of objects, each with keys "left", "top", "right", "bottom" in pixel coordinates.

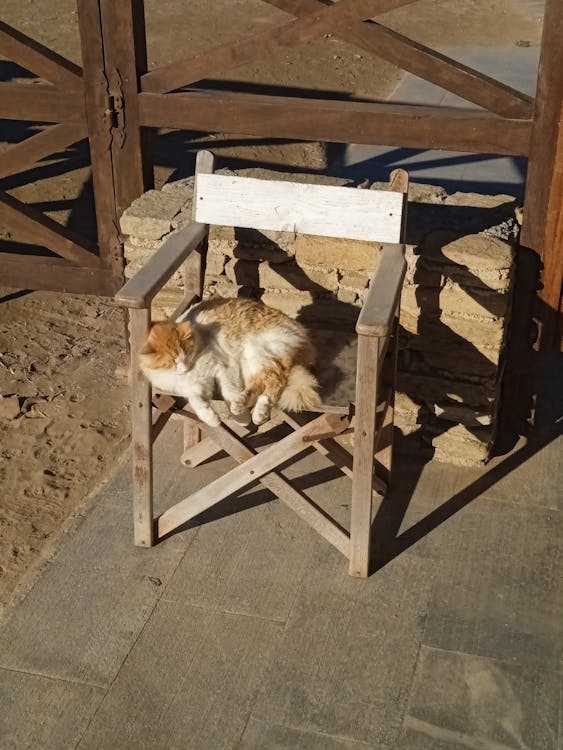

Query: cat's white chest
[{"left": 143, "top": 367, "right": 194, "bottom": 397}]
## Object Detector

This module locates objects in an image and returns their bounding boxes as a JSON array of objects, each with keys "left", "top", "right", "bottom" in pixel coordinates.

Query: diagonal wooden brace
[
  {"left": 157, "top": 411, "right": 349, "bottom": 541},
  {"left": 206, "top": 418, "right": 351, "bottom": 556},
  {"left": 265, "top": 0, "right": 533, "bottom": 118},
  {"left": 140, "top": 0, "right": 418, "bottom": 93},
  {"left": 282, "top": 411, "right": 387, "bottom": 495}
]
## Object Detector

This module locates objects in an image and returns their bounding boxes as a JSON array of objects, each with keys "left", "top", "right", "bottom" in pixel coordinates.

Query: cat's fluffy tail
[{"left": 279, "top": 365, "right": 321, "bottom": 412}]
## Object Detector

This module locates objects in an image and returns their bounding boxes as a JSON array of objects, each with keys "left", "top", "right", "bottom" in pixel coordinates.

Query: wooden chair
[{"left": 116, "top": 150, "right": 408, "bottom": 577}]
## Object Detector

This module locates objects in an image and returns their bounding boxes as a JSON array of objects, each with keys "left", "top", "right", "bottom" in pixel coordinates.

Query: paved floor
[{"left": 0, "top": 392, "right": 561, "bottom": 749}]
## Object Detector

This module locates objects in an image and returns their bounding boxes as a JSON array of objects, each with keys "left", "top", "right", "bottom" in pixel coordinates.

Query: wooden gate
[
  {"left": 1, "top": 0, "right": 561, "bottom": 343},
  {"left": 0, "top": 1, "right": 150, "bottom": 295}
]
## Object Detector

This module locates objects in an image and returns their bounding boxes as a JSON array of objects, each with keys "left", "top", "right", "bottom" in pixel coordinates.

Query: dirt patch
[{"left": 0, "top": 291, "right": 129, "bottom": 610}]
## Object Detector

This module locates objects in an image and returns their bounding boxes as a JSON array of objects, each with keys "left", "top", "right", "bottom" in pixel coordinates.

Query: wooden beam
[
  {"left": 181, "top": 436, "right": 221, "bottom": 467},
  {"left": 0, "top": 83, "right": 85, "bottom": 123},
  {"left": 208, "top": 418, "right": 351, "bottom": 557},
  {"left": 181, "top": 149, "right": 214, "bottom": 454},
  {"left": 139, "top": 90, "right": 532, "bottom": 156},
  {"left": 0, "top": 123, "right": 86, "bottom": 180},
  {"left": 521, "top": 0, "right": 563, "bottom": 347},
  {"left": 0, "top": 20, "right": 82, "bottom": 88},
  {"left": 267, "top": 0, "right": 533, "bottom": 118},
  {"left": 538, "top": 118, "right": 563, "bottom": 349},
  {"left": 0, "top": 191, "right": 100, "bottom": 267},
  {"left": 194, "top": 173, "right": 404, "bottom": 242},
  {"left": 522, "top": 0, "right": 563, "bottom": 251},
  {"left": 282, "top": 411, "right": 387, "bottom": 495},
  {"left": 0, "top": 254, "right": 118, "bottom": 296},
  {"left": 141, "top": 0, "right": 419, "bottom": 94}
]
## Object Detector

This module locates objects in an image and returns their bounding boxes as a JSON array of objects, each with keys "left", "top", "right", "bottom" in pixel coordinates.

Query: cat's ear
[
  {"left": 177, "top": 321, "right": 192, "bottom": 341},
  {"left": 140, "top": 323, "right": 162, "bottom": 354}
]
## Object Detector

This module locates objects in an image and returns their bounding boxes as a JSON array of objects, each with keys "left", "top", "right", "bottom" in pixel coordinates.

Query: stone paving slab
[
  {"left": 0, "top": 423, "right": 214, "bottom": 688},
  {"left": 0, "top": 668, "right": 104, "bottom": 750},
  {"left": 162, "top": 496, "right": 318, "bottom": 621},
  {"left": 381, "top": 441, "right": 563, "bottom": 673},
  {"left": 421, "top": 496, "right": 563, "bottom": 673},
  {"left": 238, "top": 718, "right": 380, "bottom": 749},
  {"left": 252, "top": 546, "right": 434, "bottom": 748},
  {"left": 77, "top": 603, "right": 283, "bottom": 750},
  {"left": 0, "top": 463, "right": 190, "bottom": 688},
  {"left": 482, "top": 434, "right": 563, "bottom": 511},
  {"left": 399, "top": 646, "right": 560, "bottom": 750}
]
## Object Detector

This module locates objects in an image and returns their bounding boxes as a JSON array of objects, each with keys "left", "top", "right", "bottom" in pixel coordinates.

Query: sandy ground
[
  {"left": 0, "top": 292, "right": 129, "bottom": 609},
  {"left": 0, "top": 0, "right": 542, "bottom": 611}
]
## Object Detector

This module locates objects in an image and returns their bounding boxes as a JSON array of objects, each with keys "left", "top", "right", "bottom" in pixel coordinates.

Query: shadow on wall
[{"left": 222, "top": 195, "right": 541, "bottom": 460}]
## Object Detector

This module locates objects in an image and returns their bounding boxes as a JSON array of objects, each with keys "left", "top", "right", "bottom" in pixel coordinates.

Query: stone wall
[{"left": 121, "top": 169, "right": 519, "bottom": 466}]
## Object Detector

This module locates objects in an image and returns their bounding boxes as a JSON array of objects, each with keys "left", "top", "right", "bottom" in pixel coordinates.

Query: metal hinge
[{"left": 102, "top": 69, "right": 126, "bottom": 149}]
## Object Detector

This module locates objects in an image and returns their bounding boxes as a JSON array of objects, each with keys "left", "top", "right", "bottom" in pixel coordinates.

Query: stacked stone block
[{"left": 120, "top": 170, "right": 518, "bottom": 465}]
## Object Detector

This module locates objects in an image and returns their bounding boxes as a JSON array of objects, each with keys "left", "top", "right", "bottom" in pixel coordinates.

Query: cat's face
[{"left": 139, "top": 321, "right": 196, "bottom": 373}]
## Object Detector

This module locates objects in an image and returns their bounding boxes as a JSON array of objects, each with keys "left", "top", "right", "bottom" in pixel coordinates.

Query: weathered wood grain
[
  {"left": 139, "top": 90, "right": 532, "bottom": 156},
  {"left": 116, "top": 222, "right": 208, "bottom": 308},
  {"left": 0, "top": 123, "right": 86, "bottom": 180},
  {"left": 357, "top": 245, "right": 406, "bottom": 337},
  {"left": 267, "top": 0, "right": 533, "bottom": 118},
  {"left": 0, "top": 190, "right": 99, "bottom": 267},
  {"left": 194, "top": 174, "right": 404, "bottom": 242},
  {"left": 0, "top": 20, "right": 82, "bottom": 88}
]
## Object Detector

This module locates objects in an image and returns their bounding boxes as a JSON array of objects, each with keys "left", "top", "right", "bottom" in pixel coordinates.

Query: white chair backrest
[{"left": 193, "top": 171, "right": 405, "bottom": 244}]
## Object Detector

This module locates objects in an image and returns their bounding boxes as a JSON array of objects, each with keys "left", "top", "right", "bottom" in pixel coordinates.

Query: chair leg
[
  {"left": 182, "top": 421, "right": 201, "bottom": 456},
  {"left": 129, "top": 308, "right": 154, "bottom": 547},
  {"left": 181, "top": 239, "right": 203, "bottom": 457},
  {"left": 350, "top": 334, "right": 380, "bottom": 577},
  {"left": 375, "top": 317, "right": 399, "bottom": 481}
]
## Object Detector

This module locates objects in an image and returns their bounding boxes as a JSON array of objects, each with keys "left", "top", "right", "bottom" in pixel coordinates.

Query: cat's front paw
[
  {"left": 199, "top": 409, "right": 221, "bottom": 427},
  {"left": 251, "top": 400, "right": 271, "bottom": 426},
  {"left": 230, "top": 391, "right": 250, "bottom": 416}
]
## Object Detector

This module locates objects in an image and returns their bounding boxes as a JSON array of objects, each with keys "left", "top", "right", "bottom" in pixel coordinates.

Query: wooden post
[
  {"left": 77, "top": 0, "right": 152, "bottom": 282},
  {"left": 350, "top": 335, "right": 380, "bottom": 578},
  {"left": 129, "top": 307, "right": 154, "bottom": 547},
  {"left": 181, "top": 248, "right": 203, "bottom": 459},
  {"left": 98, "top": 0, "right": 153, "bottom": 218},
  {"left": 77, "top": 0, "right": 122, "bottom": 280},
  {"left": 180, "top": 151, "right": 215, "bottom": 458},
  {"left": 521, "top": 0, "right": 563, "bottom": 349}
]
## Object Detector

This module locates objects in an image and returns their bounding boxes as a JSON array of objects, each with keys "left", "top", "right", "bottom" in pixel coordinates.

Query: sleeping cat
[{"left": 139, "top": 297, "right": 320, "bottom": 427}]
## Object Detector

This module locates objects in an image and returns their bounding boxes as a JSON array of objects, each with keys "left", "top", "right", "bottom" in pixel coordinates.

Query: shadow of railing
[
  {"left": 371, "top": 420, "right": 561, "bottom": 572},
  {"left": 329, "top": 144, "right": 529, "bottom": 201}
]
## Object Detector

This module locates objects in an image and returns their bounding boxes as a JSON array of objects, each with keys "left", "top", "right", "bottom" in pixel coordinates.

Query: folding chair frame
[{"left": 117, "top": 151, "right": 408, "bottom": 577}]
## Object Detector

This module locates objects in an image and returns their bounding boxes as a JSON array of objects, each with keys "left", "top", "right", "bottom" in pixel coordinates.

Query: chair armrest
[
  {"left": 356, "top": 244, "right": 406, "bottom": 337},
  {"left": 115, "top": 222, "right": 208, "bottom": 309}
]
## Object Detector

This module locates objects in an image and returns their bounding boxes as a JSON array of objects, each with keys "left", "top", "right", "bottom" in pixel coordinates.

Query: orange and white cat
[{"left": 139, "top": 297, "right": 320, "bottom": 427}]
